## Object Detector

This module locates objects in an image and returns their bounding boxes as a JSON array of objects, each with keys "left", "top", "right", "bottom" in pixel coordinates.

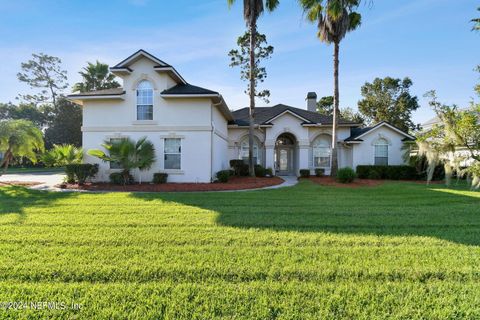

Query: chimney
[{"left": 306, "top": 92, "right": 317, "bottom": 112}]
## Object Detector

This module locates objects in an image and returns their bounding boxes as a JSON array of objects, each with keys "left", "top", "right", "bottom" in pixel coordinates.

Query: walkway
[
  {"left": 0, "top": 172, "right": 65, "bottom": 191},
  {"left": 0, "top": 172, "right": 298, "bottom": 192},
  {"left": 263, "top": 175, "right": 298, "bottom": 189}
]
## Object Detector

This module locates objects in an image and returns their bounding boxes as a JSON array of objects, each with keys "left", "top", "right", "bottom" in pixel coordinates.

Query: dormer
[
  {"left": 109, "top": 49, "right": 187, "bottom": 85},
  {"left": 67, "top": 49, "right": 233, "bottom": 122}
]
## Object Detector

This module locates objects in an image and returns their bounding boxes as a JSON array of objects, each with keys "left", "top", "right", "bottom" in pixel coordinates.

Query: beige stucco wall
[
  {"left": 81, "top": 55, "right": 230, "bottom": 183},
  {"left": 351, "top": 126, "right": 408, "bottom": 169}
]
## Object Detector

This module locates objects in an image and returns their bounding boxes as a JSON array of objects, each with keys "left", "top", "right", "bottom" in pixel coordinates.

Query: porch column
[
  {"left": 265, "top": 141, "right": 275, "bottom": 172},
  {"left": 298, "top": 141, "right": 310, "bottom": 176}
]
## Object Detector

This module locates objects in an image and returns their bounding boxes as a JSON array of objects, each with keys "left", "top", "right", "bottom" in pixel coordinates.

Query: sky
[{"left": 0, "top": 0, "right": 479, "bottom": 124}]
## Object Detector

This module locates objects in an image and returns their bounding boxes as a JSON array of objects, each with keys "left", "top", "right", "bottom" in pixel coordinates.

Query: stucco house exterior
[{"left": 68, "top": 50, "right": 414, "bottom": 183}]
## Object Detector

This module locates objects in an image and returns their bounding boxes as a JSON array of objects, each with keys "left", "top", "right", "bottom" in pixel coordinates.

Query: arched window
[
  {"left": 240, "top": 138, "right": 261, "bottom": 165},
  {"left": 374, "top": 138, "right": 389, "bottom": 165},
  {"left": 312, "top": 135, "right": 331, "bottom": 168},
  {"left": 136, "top": 80, "right": 153, "bottom": 120}
]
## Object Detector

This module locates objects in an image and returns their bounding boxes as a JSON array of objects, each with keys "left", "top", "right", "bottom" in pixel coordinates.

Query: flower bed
[
  {"left": 0, "top": 181, "right": 42, "bottom": 187},
  {"left": 59, "top": 176, "right": 284, "bottom": 192}
]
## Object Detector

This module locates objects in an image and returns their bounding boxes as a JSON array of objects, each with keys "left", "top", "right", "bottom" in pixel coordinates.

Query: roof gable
[
  {"left": 266, "top": 109, "right": 312, "bottom": 124},
  {"left": 110, "top": 49, "right": 187, "bottom": 84},
  {"left": 345, "top": 121, "right": 415, "bottom": 142},
  {"left": 111, "top": 49, "right": 169, "bottom": 69},
  {"left": 230, "top": 104, "right": 361, "bottom": 127}
]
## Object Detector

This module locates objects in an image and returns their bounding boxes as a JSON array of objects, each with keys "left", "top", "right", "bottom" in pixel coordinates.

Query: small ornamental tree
[
  {"left": 0, "top": 120, "right": 44, "bottom": 175},
  {"left": 88, "top": 137, "right": 155, "bottom": 185},
  {"left": 416, "top": 91, "right": 480, "bottom": 189}
]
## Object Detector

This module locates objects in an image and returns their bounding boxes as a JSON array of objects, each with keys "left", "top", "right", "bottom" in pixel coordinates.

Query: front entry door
[{"left": 275, "top": 147, "right": 293, "bottom": 175}]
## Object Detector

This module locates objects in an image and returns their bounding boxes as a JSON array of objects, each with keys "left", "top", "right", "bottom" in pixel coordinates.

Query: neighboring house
[
  {"left": 68, "top": 50, "right": 414, "bottom": 183},
  {"left": 421, "top": 116, "right": 477, "bottom": 167}
]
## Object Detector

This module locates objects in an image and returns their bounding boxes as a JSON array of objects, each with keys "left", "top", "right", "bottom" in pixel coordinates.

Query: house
[
  {"left": 421, "top": 115, "right": 477, "bottom": 167},
  {"left": 68, "top": 50, "right": 415, "bottom": 183}
]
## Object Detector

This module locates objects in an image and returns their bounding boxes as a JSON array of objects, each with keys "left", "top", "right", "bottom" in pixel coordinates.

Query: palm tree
[
  {"left": 0, "top": 120, "right": 44, "bottom": 175},
  {"left": 42, "top": 144, "right": 83, "bottom": 167},
  {"left": 88, "top": 137, "right": 155, "bottom": 185},
  {"left": 472, "top": 7, "right": 480, "bottom": 31},
  {"left": 299, "top": 0, "right": 362, "bottom": 177},
  {"left": 73, "top": 61, "right": 120, "bottom": 93},
  {"left": 228, "top": 0, "right": 279, "bottom": 176}
]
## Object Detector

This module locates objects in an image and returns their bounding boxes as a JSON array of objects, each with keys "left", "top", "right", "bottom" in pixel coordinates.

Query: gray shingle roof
[
  {"left": 68, "top": 88, "right": 125, "bottom": 97},
  {"left": 161, "top": 84, "right": 218, "bottom": 95},
  {"left": 231, "top": 104, "right": 359, "bottom": 126},
  {"left": 344, "top": 121, "right": 415, "bottom": 142}
]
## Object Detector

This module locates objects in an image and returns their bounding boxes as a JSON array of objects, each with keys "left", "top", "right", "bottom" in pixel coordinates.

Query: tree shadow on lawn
[
  {"left": 0, "top": 186, "right": 79, "bottom": 224},
  {"left": 130, "top": 180, "right": 480, "bottom": 246}
]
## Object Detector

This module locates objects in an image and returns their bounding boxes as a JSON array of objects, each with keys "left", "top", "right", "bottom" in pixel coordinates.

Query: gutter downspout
[
  {"left": 210, "top": 104, "right": 214, "bottom": 182},
  {"left": 211, "top": 99, "right": 224, "bottom": 182}
]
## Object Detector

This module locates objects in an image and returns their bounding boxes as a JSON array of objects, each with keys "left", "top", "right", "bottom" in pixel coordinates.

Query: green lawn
[
  {"left": 0, "top": 181, "right": 479, "bottom": 319},
  {"left": 3, "top": 167, "right": 64, "bottom": 174}
]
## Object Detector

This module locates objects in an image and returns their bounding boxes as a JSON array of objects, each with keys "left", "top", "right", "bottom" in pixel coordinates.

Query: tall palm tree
[
  {"left": 299, "top": 0, "right": 362, "bottom": 177},
  {"left": 472, "top": 7, "right": 480, "bottom": 31},
  {"left": 73, "top": 61, "right": 120, "bottom": 93},
  {"left": 228, "top": 0, "right": 279, "bottom": 176},
  {"left": 0, "top": 120, "right": 44, "bottom": 175}
]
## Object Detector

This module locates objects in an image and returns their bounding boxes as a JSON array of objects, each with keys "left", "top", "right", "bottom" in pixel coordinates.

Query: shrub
[
  {"left": 42, "top": 144, "right": 83, "bottom": 167},
  {"left": 64, "top": 165, "right": 76, "bottom": 183},
  {"left": 216, "top": 170, "right": 230, "bottom": 183},
  {"left": 314, "top": 168, "right": 325, "bottom": 177},
  {"left": 367, "top": 169, "right": 382, "bottom": 180},
  {"left": 337, "top": 167, "right": 356, "bottom": 183},
  {"left": 265, "top": 168, "right": 273, "bottom": 177},
  {"left": 356, "top": 165, "right": 418, "bottom": 180},
  {"left": 299, "top": 169, "right": 310, "bottom": 178},
  {"left": 65, "top": 164, "right": 98, "bottom": 185},
  {"left": 254, "top": 165, "right": 266, "bottom": 177},
  {"left": 152, "top": 173, "right": 168, "bottom": 184},
  {"left": 109, "top": 172, "right": 134, "bottom": 185},
  {"left": 230, "top": 159, "right": 249, "bottom": 176}
]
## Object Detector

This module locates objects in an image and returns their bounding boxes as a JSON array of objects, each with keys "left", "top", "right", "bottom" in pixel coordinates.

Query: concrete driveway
[{"left": 0, "top": 171, "right": 65, "bottom": 191}]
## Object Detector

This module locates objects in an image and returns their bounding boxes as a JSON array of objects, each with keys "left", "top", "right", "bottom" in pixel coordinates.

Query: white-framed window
[
  {"left": 240, "top": 138, "right": 260, "bottom": 165},
  {"left": 136, "top": 80, "right": 153, "bottom": 120},
  {"left": 164, "top": 138, "right": 181, "bottom": 170},
  {"left": 312, "top": 136, "right": 331, "bottom": 168},
  {"left": 374, "top": 138, "right": 389, "bottom": 165},
  {"left": 109, "top": 138, "right": 125, "bottom": 169}
]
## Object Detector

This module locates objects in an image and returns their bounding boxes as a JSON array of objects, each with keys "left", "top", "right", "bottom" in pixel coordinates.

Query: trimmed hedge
[
  {"left": 299, "top": 169, "right": 310, "bottom": 178},
  {"left": 254, "top": 165, "right": 266, "bottom": 177},
  {"left": 65, "top": 164, "right": 98, "bottom": 185},
  {"left": 356, "top": 165, "right": 418, "bottom": 180},
  {"left": 109, "top": 172, "right": 134, "bottom": 185},
  {"left": 265, "top": 168, "right": 273, "bottom": 177},
  {"left": 152, "top": 173, "right": 168, "bottom": 184},
  {"left": 315, "top": 168, "right": 325, "bottom": 177},
  {"left": 216, "top": 170, "right": 230, "bottom": 183},
  {"left": 230, "top": 159, "right": 249, "bottom": 176},
  {"left": 337, "top": 167, "right": 356, "bottom": 183}
]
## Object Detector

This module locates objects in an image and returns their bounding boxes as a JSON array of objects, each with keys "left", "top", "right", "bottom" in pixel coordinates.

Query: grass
[
  {"left": 0, "top": 180, "right": 479, "bottom": 319},
  {"left": 3, "top": 167, "right": 64, "bottom": 174}
]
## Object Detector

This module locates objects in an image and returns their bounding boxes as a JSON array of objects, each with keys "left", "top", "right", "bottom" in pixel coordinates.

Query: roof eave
[
  {"left": 160, "top": 93, "right": 219, "bottom": 98},
  {"left": 67, "top": 95, "right": 125, "bottom": 105},
  {"left": 154, "top": 66, "right": 187, "bottom": 84}
]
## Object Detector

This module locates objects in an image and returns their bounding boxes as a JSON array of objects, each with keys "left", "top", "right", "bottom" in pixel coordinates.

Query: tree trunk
[
  {"left": 330, "top": 41, "right": 340, "bottom": 177},
  {"left": 0, "top": 149, "right": 12, "bottom": 177},
  {"left": 248, "top": 21, "right": 257, "bottom": 177}
]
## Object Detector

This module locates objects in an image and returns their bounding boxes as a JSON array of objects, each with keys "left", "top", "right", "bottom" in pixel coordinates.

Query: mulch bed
[
  {"left": 58, "top": 176, "right": 284, "bottom": 192},
  {"left": 0, "top": 181, "right": 42, "bottom": 187},
  {"left": 304, "top": 177, "right": 384, "bottom": 188}
]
